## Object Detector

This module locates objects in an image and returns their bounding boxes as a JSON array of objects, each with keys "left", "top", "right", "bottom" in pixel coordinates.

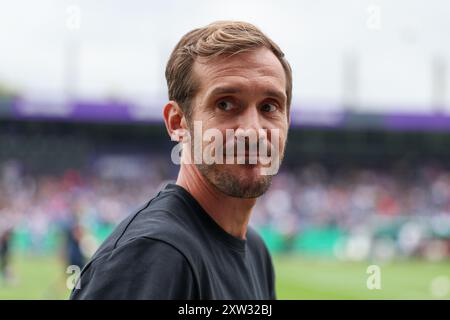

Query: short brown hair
[{"left": 165, "top": 21, "right": 292, "bottom": 120}]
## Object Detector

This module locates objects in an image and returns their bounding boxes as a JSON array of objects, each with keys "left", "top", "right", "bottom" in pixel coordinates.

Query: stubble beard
[{"left": 196, "top": 162, "right": 273, "bottom": 198}]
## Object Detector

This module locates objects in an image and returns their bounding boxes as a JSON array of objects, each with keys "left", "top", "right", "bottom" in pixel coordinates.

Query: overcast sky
[{"left": 0, "top": 0, "right": 449, "bottom": 113}]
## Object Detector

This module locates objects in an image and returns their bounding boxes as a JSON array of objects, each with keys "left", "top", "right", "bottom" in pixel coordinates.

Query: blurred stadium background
[{"left": 1, "top": 0, "right": 450, "bottom": 299}]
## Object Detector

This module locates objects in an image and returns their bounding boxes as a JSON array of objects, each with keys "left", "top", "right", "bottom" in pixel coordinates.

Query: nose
[
  {"left": 236, "top": 105, "right": 264, "bottom": 132},
  {"left": 233, "top": 106, "right": 268, "bottom": 154}
]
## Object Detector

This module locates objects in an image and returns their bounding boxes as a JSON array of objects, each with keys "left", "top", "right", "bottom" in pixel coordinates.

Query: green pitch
[
  {"left": 0, "top": 254, "right": 449, "bottom": 299},
  {"left": 274, "top": 255, "right": 450, "bottom": 299}
]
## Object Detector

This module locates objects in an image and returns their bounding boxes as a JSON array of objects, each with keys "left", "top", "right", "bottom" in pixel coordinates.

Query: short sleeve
[{"left": 70, "top": 237, "right": 198, "bottom": 299}]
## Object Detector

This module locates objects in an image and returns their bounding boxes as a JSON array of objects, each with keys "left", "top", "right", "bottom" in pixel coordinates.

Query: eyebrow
[{"left": 209, "top": 86, "right": 287, "bottom": 102}]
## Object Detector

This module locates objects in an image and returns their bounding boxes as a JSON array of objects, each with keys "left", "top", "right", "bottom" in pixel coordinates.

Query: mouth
[
  {"left": 234, "top": 153, "right": 272, "bottom": 158},
  {"left": 235, "top": 153, "right": 259, "bottom": 157}
]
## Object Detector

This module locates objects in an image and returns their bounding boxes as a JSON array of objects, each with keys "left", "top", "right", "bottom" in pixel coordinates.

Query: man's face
[{"left": 186, "top": 47, "right": 289, "bottom": 198}]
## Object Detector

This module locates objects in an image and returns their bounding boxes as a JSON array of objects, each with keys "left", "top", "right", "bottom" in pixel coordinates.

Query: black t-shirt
[{"left": 70, "top": 183, "right": 276, "bottom": 300}]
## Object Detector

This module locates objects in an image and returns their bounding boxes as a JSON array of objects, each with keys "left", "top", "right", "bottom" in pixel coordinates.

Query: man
[
  {"left": 0, "top": 227, "right": 13, "bottom": 284},
  {"left": 71, "top": 20, "right": 292, "bottom": 299}
]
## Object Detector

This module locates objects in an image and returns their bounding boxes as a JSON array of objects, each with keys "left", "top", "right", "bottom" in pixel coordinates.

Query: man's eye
[
  {"left": 217, "top": 100, "right": 235, "bottom": 111},
  {"left": 260, "top": 103, "right": 277, "bottom": 112}
]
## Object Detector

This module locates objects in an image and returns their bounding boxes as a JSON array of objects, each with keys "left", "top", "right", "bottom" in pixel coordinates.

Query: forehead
[{"left": 192, "top": 47, "right": 286, "bottom": 97}]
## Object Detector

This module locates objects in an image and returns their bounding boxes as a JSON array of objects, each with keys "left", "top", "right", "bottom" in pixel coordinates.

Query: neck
[{"left": 176, "top": 164, "right": 256, "bottom": 240}]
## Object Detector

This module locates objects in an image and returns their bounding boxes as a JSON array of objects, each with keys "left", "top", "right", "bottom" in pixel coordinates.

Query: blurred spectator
[
  {"left": 0, "top": 158, "right": 449, "bottom": 260},
  {"left": 0, "top": 226, "right": 13, "bottom": 283}
]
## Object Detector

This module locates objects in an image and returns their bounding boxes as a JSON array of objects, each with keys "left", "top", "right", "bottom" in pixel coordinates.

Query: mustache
[{"left": 223, "top": 136, "right": 273, "bottom": 157}]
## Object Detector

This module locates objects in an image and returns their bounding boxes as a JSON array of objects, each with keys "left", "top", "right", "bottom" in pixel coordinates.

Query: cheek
[
  {"left": 268, "top": 121, "right": 288, "bottom": 145},
  {"left": 276, "top": 133, "right": 287, "bottom": 153}
]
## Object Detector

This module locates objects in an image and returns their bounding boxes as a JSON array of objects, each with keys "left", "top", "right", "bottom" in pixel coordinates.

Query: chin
[{"left": 204, "top": 164, "right": 273, "bottom": 199}]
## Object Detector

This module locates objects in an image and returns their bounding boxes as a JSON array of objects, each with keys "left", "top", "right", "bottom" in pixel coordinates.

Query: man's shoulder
[
  {"left": 120, "top": 188, "right": 198, "bottom": 244},
  {"left": 90, "top": 186, "right": 201, "bottom": 263},
  {"left": 71, "top": 236, "right": 199, "bottom": 299}
]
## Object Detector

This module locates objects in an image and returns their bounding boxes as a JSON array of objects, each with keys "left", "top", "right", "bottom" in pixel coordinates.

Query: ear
[{"left": 163, "top": 101, "right": 188, "bottom": 142}]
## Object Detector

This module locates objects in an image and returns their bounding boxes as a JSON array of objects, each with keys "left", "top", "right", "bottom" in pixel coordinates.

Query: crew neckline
[{"left": 163, "top": 183, "right": 247, "bottom": 253}]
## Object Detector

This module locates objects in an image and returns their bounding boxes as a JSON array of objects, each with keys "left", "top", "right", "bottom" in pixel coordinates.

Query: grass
[
  {"left": 0, "top": 255, "right": 69, "bottom": 299},
  {"left": 0, "top": 254, "right": 449, "bottom": 299},
  {"left": 274, "top": 255, "right": 450, "bottom": 299}
]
